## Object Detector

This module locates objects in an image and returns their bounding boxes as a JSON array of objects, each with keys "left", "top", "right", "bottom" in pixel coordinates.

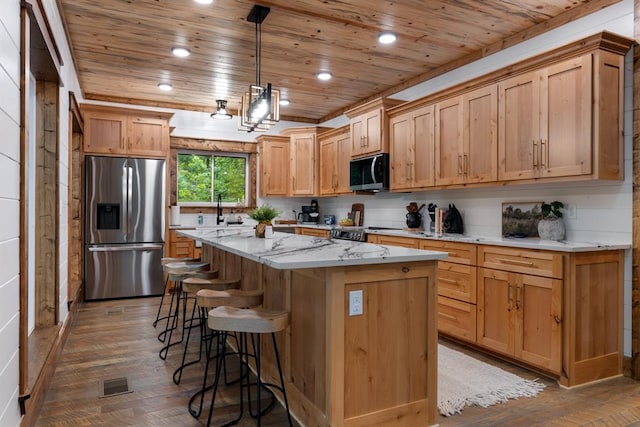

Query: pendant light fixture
[
  {"left": 238, "top": 4, "right": 280, "bottom": 132},
  {"left": 210, "top": 99, "right": 232, "bottom": 119}
]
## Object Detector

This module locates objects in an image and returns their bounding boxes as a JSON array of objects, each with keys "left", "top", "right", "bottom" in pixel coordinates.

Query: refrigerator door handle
[
  {"left": 127, "top": 165, "right": 133, "bottom": 239},
  {"left": 88, "top": 243, "right": 164, "bottom": 252},
  {"left": 121, "top": 163, "right": 129, "bottom": 238}
]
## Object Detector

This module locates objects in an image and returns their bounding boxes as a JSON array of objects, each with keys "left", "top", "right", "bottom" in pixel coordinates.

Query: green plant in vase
[
  {"left": 248, "top": 204, "right": 280, "bottom": 237},
  {"left": 538, "top": 201, "right": 565, "bottom": 241}
]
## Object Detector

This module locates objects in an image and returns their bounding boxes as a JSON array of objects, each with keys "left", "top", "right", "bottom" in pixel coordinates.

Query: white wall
[
  {"left": 0, "top": 0, "right": 82, "bottom": 424},
  {"left": 0, "top": 0, "right": 24, "bottom": 424}
]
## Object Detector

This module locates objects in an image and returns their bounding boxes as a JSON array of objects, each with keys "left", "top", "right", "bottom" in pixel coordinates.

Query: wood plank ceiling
[{"left": 56, "top": 0, "right": 622, "bottom": 123}]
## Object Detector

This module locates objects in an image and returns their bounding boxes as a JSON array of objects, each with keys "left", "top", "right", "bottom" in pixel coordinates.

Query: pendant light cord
[{"left": 255, "top": 20, "right": 261, "bottom": 87}]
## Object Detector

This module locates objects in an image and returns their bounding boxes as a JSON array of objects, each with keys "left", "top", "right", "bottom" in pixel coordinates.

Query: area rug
[{"left": 438, "top": 344, "right": 546, "bottom": 416}]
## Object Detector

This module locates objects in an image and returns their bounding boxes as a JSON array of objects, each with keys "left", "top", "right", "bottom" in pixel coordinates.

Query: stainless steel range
[{"left": 329, "top": 228, "right": 367, "bottom": 242}]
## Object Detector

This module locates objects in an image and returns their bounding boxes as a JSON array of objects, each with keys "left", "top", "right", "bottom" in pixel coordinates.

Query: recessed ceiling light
[
  {"left": 377, "top": 31, "right": 397, "bottom": 44},
  {"left": 194, "top": 0, "right": 213, "bottom": 4},
  {"left": 316, "top": 71, "right": 332, "bottom": 81},
  {"left": 157, "top": 83, "right": 172, "bottom": 91},
  {"left": 280, "top": 99, "right": 290, "bottom": 106},
  {"left": 171, "top": 47, "right": 191, "bottom": 58}
]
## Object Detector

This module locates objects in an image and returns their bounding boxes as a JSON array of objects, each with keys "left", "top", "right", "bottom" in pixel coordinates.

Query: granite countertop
[
  {"left": 177, "top": 228, "right": 447, "bottom": 270},
  {"left": 293, "top": 224, "right": 630, "bottom": 253}
]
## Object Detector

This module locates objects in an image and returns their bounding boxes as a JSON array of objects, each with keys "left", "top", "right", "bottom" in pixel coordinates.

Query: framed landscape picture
[{"left": 501, "top": 202, "right": 543, "bottom": 238}]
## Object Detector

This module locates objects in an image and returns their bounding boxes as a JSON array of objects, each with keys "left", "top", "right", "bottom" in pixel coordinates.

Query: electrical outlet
[
  {"left": 349, "top": 290, "right": 363, "bottom": 316},
  {"left": 567, "top": 204, "right": 577, "bottom": 219}
]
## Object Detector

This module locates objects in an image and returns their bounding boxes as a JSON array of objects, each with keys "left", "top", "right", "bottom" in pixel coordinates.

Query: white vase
[{"left": 537, "top": 218, "right": 565, "bottom": 241}]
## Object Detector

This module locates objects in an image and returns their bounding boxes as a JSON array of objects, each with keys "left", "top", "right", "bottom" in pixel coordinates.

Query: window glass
[{"left": 177, "top": 152, "right": 247, "bottom": 206}]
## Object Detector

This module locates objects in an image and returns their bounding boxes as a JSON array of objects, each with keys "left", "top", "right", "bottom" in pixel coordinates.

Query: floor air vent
[{"left": 99, "top": 377, "right": 133, "bottom": 398}]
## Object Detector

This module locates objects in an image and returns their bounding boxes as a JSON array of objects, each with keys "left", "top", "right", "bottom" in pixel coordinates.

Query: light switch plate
[{"left": 349, "top": 290, "right": 363, "bottom": 316}]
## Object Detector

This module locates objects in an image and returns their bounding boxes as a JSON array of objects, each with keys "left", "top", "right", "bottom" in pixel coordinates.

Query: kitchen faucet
[{"left": 216, "top": 194, "right": 224, "bottom": 225}]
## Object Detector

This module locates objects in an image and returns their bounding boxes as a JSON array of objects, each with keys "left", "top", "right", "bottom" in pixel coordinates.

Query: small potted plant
[
  {"left": 538, "top": 201, "right": 565, "bottom": 241},
  {"left": 248, "top": 204, "right": 280, "bottom": 237}
]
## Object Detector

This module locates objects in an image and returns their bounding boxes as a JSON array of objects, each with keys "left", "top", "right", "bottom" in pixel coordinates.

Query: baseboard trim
[{"left": 20, "top": 301, "right": 79, "bottom": 426}]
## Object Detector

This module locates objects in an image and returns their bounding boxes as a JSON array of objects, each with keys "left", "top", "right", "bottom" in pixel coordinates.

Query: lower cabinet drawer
[
  {"left": 438, "top": 261, "right": 477, "bottom": 303},
  {"left": 437, "top": 296, "right": 476, "bottom": 342}
]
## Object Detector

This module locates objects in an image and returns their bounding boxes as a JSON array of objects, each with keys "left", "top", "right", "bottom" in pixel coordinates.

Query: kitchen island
[{"left": 178, "top": 228, "right": 447, "bottom": 427}]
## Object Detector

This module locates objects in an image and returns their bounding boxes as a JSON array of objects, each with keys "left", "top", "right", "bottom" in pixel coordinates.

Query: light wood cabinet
[
  {"left": 295, "top": 227, "right": 330, "bottom": 238},
  {"left": 319, "top": 126, "right": 352, "bottom": 195},
  {"left": 257, "top": 135, "right": 290, "bottom": 197},
  {"left": 477, "top": 266, "right": 562, "bottom": 373},
  {"left": 389, "top": 104, "right": 435, "bottom": 191},
  {"left": 369, "top": 233, "right": 624, "bottom": 386},
  {"left": 435, "top": 85, "right": 497, "bottom": 186},
  {"left": 346, "top": 98, "right": 403, "bottom": 158},
  {"left": 498, "top": 53, "right": 612, "bottom": 181},
  {"left": 281, "top": 127, "right": 330, "bottom": 196},
  {"left": 167, "top": 229, "right": 199, "bottom": 259},
  {"left": 82, "top": 105, "right": 171, "bottom": 157}
]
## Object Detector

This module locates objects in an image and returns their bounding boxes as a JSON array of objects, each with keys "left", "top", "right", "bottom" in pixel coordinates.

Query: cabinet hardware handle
[
  {"left": 446, "top": 251, "right": 458, "bottom": 256},
  {"left": 438, "top": 312, "right": 458, "bottom": 321},
  {"left": 458, "top": 154, "right": 463, "bottom": 175},
  {"left": 540, "top": 140, "right": 546, "bottom": 168},
  {"left": 554, "top": 315, "right": 561, "bottom": 324},
  {"left": 439, "top": 277, "right": 458, "bottom": 284},
  {"left": 494, "top": 257, "right": 534, "bottom": 266},
  {"left": 532, "top": 140, "right": 538, "bottom": 169},
  {"left": 463, "top": 153, "right": 468, "bottom": 176},
  {"left": 515, "top": 285, "right": 522, "bottom": 310},
  {"left": 402, "top": 266, "right": 410, "bottom": 273},
  {"left": 508, "top": 284, "right": 514, "bottom": 311}
]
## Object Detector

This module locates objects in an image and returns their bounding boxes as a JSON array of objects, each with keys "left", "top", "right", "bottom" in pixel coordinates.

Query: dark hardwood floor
[{"left": 35, "top": 297, "right": 640, "bottom": 426}]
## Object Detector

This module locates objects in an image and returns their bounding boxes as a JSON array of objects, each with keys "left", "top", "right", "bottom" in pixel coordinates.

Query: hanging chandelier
[{"left": 238, "top": 4, "right": 280, "bottom": 132}]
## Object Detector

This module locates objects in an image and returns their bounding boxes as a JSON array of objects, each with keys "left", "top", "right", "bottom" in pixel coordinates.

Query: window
[{"left": 177, "top": 152, "right": 248, "bottom": 206}]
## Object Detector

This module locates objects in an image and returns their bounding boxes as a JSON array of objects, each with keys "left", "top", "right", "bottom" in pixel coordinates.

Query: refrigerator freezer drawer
[{"left": 85, "top": 243, "right": 164, "bottom": 300}]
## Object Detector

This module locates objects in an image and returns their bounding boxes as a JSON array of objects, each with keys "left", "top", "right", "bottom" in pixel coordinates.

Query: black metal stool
[
  {"left": 188, "top": 289, "right": 264, "bottom": 419},
  {"left": 158, "top": 262, "right": 214, "bottom": 360},
  {"left": 153, "top": 257, "right": 199, "bottom": 328},
  {"left": 206, "top": 306, "right": 293, "bottom": 427},
  {"left": 172, "top": 277, "right": 242, "bottom": 385}
]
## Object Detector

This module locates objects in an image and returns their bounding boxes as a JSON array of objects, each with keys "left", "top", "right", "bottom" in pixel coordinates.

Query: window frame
[{"left": 176, "top": 149, "right": 249, "bottom": 208}]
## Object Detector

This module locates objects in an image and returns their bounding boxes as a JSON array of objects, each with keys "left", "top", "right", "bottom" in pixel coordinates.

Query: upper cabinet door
[
  {"left": 127, "top": 116, "right": 168, "bottom": 157},
  {"left": 389, "top": 113, "right": 411, "bottom": 190},
  {"left": 541, "top": 54, "right": 592, "bottom": 178},
  {"left": 435, "top": 96, "right": 464, "bottom": 186},
  {"left": 335, "top": 131, "right": 352, "bottom": 194},
  {"left": 290, "top": 132, "right": 317, "bottom": 196},
  {"left": 412, "top": 104, "right": 436, "bottom": 189},
  {"left": 258, "top": 136, "right": 290, "bottom": 197},
  {"left": 463, "top": 85, "right": 498, "bottom": 183},
  {"left": 498, "top": 71, "right": 540, "bottom": 181},
  {"left": 84, "top": 111, "right": 127, "bottom": 155},
  {"left": 499, "top": 54, "right": 593, "bottom": 181}
]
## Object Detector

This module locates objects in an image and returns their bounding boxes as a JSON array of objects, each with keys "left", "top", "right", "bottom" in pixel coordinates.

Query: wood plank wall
[{"left": 632, "top": 0, "right": 640, "bottom": 379}]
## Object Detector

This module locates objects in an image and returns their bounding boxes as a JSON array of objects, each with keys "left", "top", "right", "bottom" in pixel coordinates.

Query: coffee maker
[{"left": 298, "top": 199, "right": 320, "bottom": 224}]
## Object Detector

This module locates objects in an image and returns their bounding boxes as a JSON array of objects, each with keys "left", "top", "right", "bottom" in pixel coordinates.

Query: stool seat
[
  {"left": 164, "top": 261, "right": 209, "bottom": 273},
  {"left": 183, "top": 278, "right": 240, "bottom": 294},
  {"left": 161, "top": 256, "right": 199, "bottom": 265},
  {"left": 208, "top": 306, "right": 289, "bottom": 334},
  {"left": 197, "top": 289, "right": 264, "bottom": 310}
]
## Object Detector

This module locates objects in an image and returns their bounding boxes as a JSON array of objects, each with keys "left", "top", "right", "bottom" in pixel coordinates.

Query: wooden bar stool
[
  {"left": 188, "top": 289, "right": 264, "bottom": 419},
  {"left": 206, "top": 306, "right": 293, "bottom": 427},
  {"left": 153, "top": 257, "right": 200, "bottom": 328},
  {"left": 158, "top": 263, "right": 215, "bottom": 360},
  {"left": 173, "top": 278, "right": 243, "bottom": 385}
]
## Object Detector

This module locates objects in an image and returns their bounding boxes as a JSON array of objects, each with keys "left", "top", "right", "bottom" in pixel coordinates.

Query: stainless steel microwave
[{"left": 349, "top": 153, "right": 389, "bottom": 192}]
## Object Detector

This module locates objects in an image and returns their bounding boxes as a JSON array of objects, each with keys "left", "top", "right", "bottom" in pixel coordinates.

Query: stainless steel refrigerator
[{"left": 84, "top": 156, "right": 166, "bottom": 300}]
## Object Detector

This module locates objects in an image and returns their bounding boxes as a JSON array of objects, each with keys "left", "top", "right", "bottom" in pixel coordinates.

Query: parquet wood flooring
[
  {"left": 34, "top": 297, "right": 640, "bottom": 426},
  {"left": 34, "top": 297, "right": 297, "bottom": 426}
]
